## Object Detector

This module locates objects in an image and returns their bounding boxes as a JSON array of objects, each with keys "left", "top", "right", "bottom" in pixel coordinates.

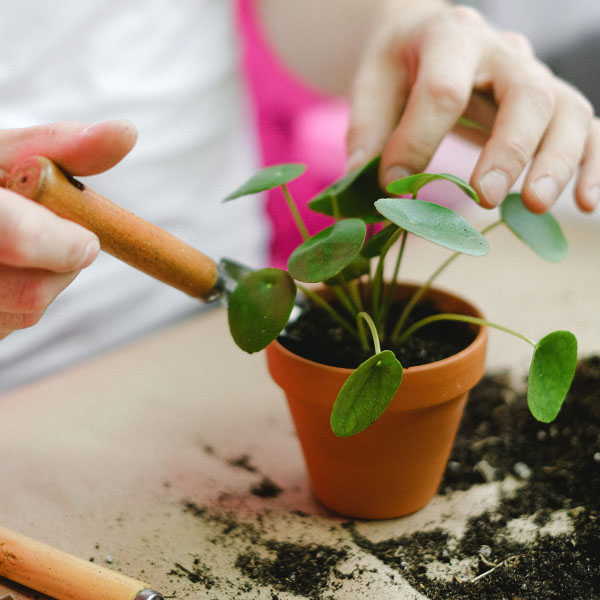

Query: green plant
[{"left": 223, "top": 157, "right": 578, "bottom": 437}]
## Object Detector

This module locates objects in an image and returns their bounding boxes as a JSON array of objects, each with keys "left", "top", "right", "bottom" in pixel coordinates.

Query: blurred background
[{"left": 235, "top": 0, "right": 599, "bottom": 267}]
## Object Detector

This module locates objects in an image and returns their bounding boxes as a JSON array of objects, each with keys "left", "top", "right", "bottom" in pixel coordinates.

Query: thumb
[{"left": 0, "top": 119, "right": 138, "bottom": 176}]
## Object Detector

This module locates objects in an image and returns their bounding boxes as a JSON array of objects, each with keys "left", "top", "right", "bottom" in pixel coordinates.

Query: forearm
[{"left": 256, "top": 0, "right": 448, "bottom": 96}]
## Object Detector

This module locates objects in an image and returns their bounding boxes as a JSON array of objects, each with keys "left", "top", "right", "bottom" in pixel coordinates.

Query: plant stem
[
  {"left": 357, "top": 312, "right": 381, "bottom": 354},
  {"left": 381, "top": 229, "right": 408, "bottom": 323},
  {"left": 281, "top": 183, "right": 310, "bottom": 241},
  {"left": 390, "top": 219, "right": 502, "bottom": 342},
  {"left": 331, "top": 284, "right": 358, "bottom": 317},
  {"left": 456, "top": 116, "right": 491, "bottom": 134},
  {"left": 297, "top": 284, "right": 359, "bottom": 340},
  {"left": 396, "top": 312, "right": 536, "bottom": 348},
  {"left": 372, "top": 227, "right": 403, "bottom": 326},
  {"left": 346, "top": 280, "right": 365, "bottom": 312}
]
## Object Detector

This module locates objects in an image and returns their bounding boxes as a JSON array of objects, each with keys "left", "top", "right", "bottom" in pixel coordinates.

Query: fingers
[
  {"left": 0, "top": 119, "right": 137, "bottom": 176},
  {"left": 575, "top": 117, "right": 600, "bottom": 212},
  {"left": 0, "top": 266, "right": 79, "bottom": 339},
  {"left": 519, "top": 81, "right": 594, "bottom": 213},
  {"left": 347, "top": 6, "right": 488, "bottom": 180},
  {"left": 471, "top": 59, "right": 557, "bottom": 209},
  {"left": 0, "top": 189, "right": 100, "bottom": 272},
  {"left": 0, "top": 188, "right": 99, "bottom": 338},
  {"left": 347, "top": 3, "right": 598, "bottom": 215},
  {"left": 379, "top": 8, "right": 484, "bottom": 185},
  {"left": 346, "top": 30, "right": 410, "bottom": 173}
]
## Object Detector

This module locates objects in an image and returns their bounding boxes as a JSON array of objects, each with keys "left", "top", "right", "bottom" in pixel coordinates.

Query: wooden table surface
[{"left": 1, "top": 207, "right": 598, "bottom": 599}]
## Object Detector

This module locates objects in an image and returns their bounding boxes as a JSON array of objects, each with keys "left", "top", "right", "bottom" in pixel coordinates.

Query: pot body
[{"left": 266, "top": 284, "right": 488, "bottom": 519}]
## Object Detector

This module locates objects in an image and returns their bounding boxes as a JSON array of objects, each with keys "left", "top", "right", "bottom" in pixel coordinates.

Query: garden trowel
[{"left": 7, "top": 156, "right": 255, "bottom": 305}]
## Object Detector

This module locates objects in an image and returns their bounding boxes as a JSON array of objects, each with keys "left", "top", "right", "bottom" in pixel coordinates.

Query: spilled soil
[{"left": 167, "top": 356, "right": 600, "bottom": 599}]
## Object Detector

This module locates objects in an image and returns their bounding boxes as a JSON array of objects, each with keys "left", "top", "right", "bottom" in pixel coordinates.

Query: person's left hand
[{"left": 346, "top": 3, "right": 599, "bottom": 214}]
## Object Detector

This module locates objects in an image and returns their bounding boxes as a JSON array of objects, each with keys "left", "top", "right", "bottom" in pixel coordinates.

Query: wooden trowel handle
[{"left": 8, "top": 156, "right": 219, "bottom": 300}]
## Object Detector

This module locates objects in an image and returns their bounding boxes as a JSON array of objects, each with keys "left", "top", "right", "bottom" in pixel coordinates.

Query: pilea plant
[{"left": 223, "top": 157, "right": 578, "bottom": 437}]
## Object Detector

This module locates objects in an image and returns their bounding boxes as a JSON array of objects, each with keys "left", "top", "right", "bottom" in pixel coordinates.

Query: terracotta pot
[{"left": 266, "top": 284, "right": 488, "bottom": 519}]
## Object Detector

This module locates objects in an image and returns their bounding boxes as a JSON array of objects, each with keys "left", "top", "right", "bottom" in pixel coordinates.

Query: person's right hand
[{"left": 0, "top": 119, "right": 137, "bottom": 339}]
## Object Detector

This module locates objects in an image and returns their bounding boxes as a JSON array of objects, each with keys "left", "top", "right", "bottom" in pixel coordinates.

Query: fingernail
[
  {"left": 478, "top": 169, "right": 509, "bottom": 207},
  {"left": 530, "top": 176, "right": 559, "bottom": 210},
  {"left": 83, "top": 119, "right": 137, "bottom": 137},
  {"left": 584, "top": 185, "right": 600, "bottom": 211},
  {"left": 383, "top": 165, "right": 412, "bottom": 187},
  {"left": 346, "top": 149, "right": 367, "bottom": 173},
  {"left": 79, "top": 239, "right": 100, "bottom": 268}
]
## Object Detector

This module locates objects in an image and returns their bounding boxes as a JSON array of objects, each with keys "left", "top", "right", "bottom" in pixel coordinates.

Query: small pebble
[
  {"left": 447, "top": 460, "right": 461, "bottom": 472},
  {"left": 474, "top": 459, "right": 496, "bottom": 483},
  {"left": 105, "top": 554, "right": 114, "bottom": 564},
  {"left": 479, "top": 545, "right": 493, "bottom": 559},
  {"left": 593, "top": 452, "right": 600, "bottom": 463},
  {"left": 537, "top": 430, "right": 548, "bottom": 441},
  {"left": 514, "top": 462, "right": 532, "bottom": 480}
]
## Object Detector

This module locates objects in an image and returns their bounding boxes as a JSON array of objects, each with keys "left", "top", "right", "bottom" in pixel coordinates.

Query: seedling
[{"left": 223, "top": 158, "right": 578, "bottom": 437}]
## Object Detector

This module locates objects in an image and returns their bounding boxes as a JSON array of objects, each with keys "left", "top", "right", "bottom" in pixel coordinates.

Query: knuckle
[
  {"left": 421, "top": 77, "right": 469, "bottom": 114},
  {"left": 0, "top": 310, "right": 44, "bottom": 332},
  {"left": 0, "top": 220, "right": 29, "bottom": 266},
  {"left": 499, "top": 138, "right": 532, "bottom": 173},
  {"left": 501, "top": 31, "right": 534, "bottom": 56},
  {"left": 390, "top": 136, "right": 433, "bottom": 172},
  {"left": 447, "top": 5, "right": 483, "bottom": 28},
  {"left": 570, "top": 92, "right": 595, "bottom": 122},
  {"left": 522, "top": 72, "right": 556, "bottom": 114},
  {"left": 16, "top": 276, "right": 54, "bottom": 314},
  {"left": 19, "top": 310, "right": 45, "bottom": 329}
]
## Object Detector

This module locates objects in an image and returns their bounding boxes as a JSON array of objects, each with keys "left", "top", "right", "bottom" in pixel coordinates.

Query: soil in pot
[{"left": 278, "top": 294, "right": 476, "bottom": 369}]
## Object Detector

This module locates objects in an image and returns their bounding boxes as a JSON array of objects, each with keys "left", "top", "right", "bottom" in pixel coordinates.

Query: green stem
[
  {"left": 381, "top": 229, "right": 408, "bottom": 322},
  {"left": 297, "top": 284, "right": 359, "bottom": 340},
  {"left": 372, "top": 227, "right": 403, "bottom": 325},
  {"left": 357, "top": 312, "right": 381, "bottom": 354},
  {"left": 390, "top": 220, "right": 502, "bottom": 342},
  {"left": 331, "top": 284, "right": 358, "bottom": 317},
  {"left": 345, "top": 280, "right": 365, "bottom": 313},
  {"left": 282, "top": 183, "right": 310, "bottom": 241},
  {"left": 396, "top": 313, "right": 536, "bottom": 348},
  {"left": 456, "top": 116, "right": 491, "bottom": 134},
  {"left": 356, "top": 313, "right": 370, "bottom": 351}
]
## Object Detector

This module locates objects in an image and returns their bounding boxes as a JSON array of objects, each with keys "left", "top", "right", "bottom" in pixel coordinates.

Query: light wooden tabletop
[{"left": 1, "top": 209, "right": 598, "bottom": 599}]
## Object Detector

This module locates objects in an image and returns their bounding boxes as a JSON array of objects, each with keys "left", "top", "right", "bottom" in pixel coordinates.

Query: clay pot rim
[{"left": 271, "top": 282, "right": 487, "bottom": 378}]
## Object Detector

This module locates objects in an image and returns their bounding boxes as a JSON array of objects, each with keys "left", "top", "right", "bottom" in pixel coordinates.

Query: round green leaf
[
  {"left": 386, "top": 172, "right": 480, "bottom": 203},
  {"left": 330, "top": 350, "right": 403, "bottom": 437},
  {"left": 374, "top": 197, "right": 489, "bottom": 256},
  {"left": 227, "top": 268, "right": 296, "bottom": 353},
  {"left": 325, "top": 254, "right": 370, "bottom": 284},
  {"left": 361, "top": 223, "right": 399, "bottom": 259},
  {"left": 223, "top": 164, "right": 306, "bottom": 201},
  {"left": 527, "top": 330, "right": 578, "bottom": 422},
  {"left": 308, "top": 156, "right": 385, "bottom": 222},
  {"left": 287, "top": 219, "right": 367, "bottom": 283},
  {"left": 500, "top": 193, "right": 568, "bottom": 262}
]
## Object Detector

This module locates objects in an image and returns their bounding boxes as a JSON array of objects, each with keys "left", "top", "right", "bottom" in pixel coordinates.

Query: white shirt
[{"left": 0, "top": 0, "right": 267, "bottom": 391}]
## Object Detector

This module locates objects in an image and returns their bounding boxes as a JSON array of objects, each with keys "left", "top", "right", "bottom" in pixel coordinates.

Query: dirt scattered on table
[
  {"left": 168, "top": 356, "right": 600, "bottom": 599},
  {"left": 235, "top": 540, "right": 348, "bottom": 599},
  {"left": 250, "top": 476, "right": 284, "bottom": 499},
  {"left": 345, "top": 356, "right": 600, "bottom": 599}
]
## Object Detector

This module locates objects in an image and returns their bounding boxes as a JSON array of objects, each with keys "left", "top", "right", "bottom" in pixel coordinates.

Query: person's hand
[
  {"left": 0, "top": 119, "right": 137, "bottom": 339},
  {"left": 346, "top": 3, "right": 599, "bottom": 214}
]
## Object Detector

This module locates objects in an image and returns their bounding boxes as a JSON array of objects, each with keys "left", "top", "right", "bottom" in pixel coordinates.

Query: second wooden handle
[
  {"left": 0, "top": 526, "right": 157, "bottom": 600},
  {"left": 8, "top": 156, "right": 220, "bottom": 300}
]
